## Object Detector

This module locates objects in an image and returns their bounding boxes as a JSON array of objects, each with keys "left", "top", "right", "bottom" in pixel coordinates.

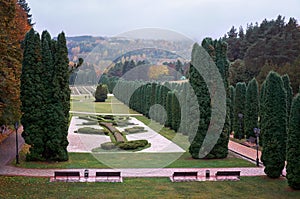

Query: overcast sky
[{"left": 28, "top": 0, "right": 300, "bottom": 42}]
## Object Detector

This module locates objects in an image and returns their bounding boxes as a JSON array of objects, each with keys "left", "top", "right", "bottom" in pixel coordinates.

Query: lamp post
[
  {"left": 254, "top": 128, "right": 260, "bottom": 167},
  {"left": 15, "top": 121, "right": 19, "bottom": 164},
  {"left": 238, "top": 113, "right": 243, "bottom": 140}
]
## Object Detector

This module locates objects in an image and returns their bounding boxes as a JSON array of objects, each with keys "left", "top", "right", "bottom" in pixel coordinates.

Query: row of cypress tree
[
  {"left": 229, "top": 70, "right": 300, "bottom": 189},
  {"left": 113, "top": 80, "right": 195, "bottom": 137},
  {"left": 20, "top": 29, "right": 70, "bottom": 161},
  {"left": 230, "top": 74, "right": 293, "bottom": 142},
  {"left": 112, "top": 37, "right": 231, "bottom": 159}
]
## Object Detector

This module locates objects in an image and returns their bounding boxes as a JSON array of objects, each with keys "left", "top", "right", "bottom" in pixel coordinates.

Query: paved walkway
[
  {"left": 228, "top": 140, "right": 262, "bottom": 164},
  {"left": 0, "top": 126, "right": 24, "bottom": 167},
  {"left": 0, "top": 166, "right": 265, "bottom": 178}
]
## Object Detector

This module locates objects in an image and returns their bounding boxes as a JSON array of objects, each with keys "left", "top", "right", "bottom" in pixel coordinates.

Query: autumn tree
[{"left": 0, "top": 0, "right": 31, "bottom": 125}]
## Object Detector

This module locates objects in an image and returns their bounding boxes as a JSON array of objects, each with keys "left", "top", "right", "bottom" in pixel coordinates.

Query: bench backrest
[
  {"left": 96, "top": 172, "right": 121, "bottom": 177},
  {"left": 173, "top": 172, "right": 198, "bottom": 177},
  {"left": 54, "top": 171, "right": 80, "bottom": 177},
  {"left": 216, "top": 171, "right": 240, "bottom": 176}
]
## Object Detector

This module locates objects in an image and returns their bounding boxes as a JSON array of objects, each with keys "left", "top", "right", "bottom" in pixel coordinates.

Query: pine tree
[
  {"left": 189, "top": 39, "right": 230, "bottom": 159},
  {"left": 166, "top": 91, "right": 173, "bottom": 128},
  {"left": 245, "top": 78, "right": 259, "bottom": 138},
  {"left": 259, "top": 81, "right": 266, "bottom": 146},
  {"left": 171, "top": 90, "right": 180, "bottom": 132},
  {"left": 203, "top": 38, "right": 230, "bottom": 158},
  {"left": 21, "top": 29, "right": 45, "bottom": 160},
  {"left": 282, "top": 74, "right": 293, "bottom": 125},
  {"left": 188, "top": 61, "right": 211, "bottom": 158},
  {"left": 21, "top": 30, "right": 71, "bottom": 161},
  {"left": 233, "top": 82, "right": 246, "bottom": 139},
  {"left": 261, "top": 71, "right": 287, "bottom": 178},
  {"left": 229, "top": 85, "right": 235, "bottom": 133},
  {"left": 17, "top": 0, "right": 33, "bottom": 25},
  {"left": 286, "top": 94, "right": 300, "bottom": 189}
]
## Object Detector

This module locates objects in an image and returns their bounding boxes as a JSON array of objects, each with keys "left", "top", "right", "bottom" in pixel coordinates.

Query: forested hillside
[
  {"left": 67, "top": 36, "right": 193, "bottom": 85},
  {"left": 224, "top": 15, "right": 300, "bottom": 92}
]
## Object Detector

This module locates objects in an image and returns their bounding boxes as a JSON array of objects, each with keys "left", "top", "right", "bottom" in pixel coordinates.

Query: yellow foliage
[{"left": 148, "top": 65, "right": 169, "bottom": 80}]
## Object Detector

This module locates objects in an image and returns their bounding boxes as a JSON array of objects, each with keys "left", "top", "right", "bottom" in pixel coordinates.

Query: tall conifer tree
[
  {"left": 245, "top": 78, "right": 259, "bottom": 138},
  {"left": 261, "top": 71, "right": 287, "bottom": 178},
  {"left": 287, "top": 94, "right": 300, "bottom": 189},
  {"left": 233, "top": 82, "right": 246, "bottom": 139}
]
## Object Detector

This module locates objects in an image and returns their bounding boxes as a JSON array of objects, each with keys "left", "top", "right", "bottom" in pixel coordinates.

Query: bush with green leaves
[
  {"left": 124, "top": 126, "right": 146, "bottom": 134},
  {"left": 95, "top": 84, "right": 108, "bottom": 102},
  {"left": 76, "top": 127, "right": 108, "bottom": 135},
  {"left": 117, "top": 140, "right": 149, "bottom": 150},
  {"left": 100, "top": 142, "right": 117, "bottom": 150}
]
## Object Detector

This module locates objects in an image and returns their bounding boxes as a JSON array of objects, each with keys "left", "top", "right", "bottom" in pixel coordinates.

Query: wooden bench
[
  {"left": 54, "top": 171, "right": 80, "bottom": 181},
  {"left": 95, "top": 171, "right": 122, "bottom": 182},
  {"left": 172, "top": 172, "right": 198, "bottom": 182},
  {"left": 215, "top": 171, "right": 240, "bottom": 180}
]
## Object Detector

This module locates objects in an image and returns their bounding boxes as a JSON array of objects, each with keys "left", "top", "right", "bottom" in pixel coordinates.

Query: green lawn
[
  {"left": 70, "top": 95, "right": 139, "bottom": 114},
  {"left": 16, "top": 151, "right": 254, "bottom": 169},
  {"left": 0, "top": 176, "right": 299, "bottom": 199}
]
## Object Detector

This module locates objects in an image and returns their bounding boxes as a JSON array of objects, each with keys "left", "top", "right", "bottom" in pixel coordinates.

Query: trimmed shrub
[
  {"left": 81, "top": 121, "right": 98, "bottom": 125},
  {"left": 124, "top": 126, "right": 146, "bottom": 134},
  {"left": 117, "top": 140, "right": 149, "bottom": 150},
  {"left": 100, "top": 142, "right": 117, "bottom": 150},
  {"left": 78, "top": 116, "right": 97, "bottom": 122},
  {"left": 95, "top": 84, "right": 108, "bottom": 102},
  {"left": 76, "top": 127, "right": 108, "bottom": 135}
]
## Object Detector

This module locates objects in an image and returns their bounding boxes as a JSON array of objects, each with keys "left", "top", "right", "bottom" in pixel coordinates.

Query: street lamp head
[
  {"left": 14, "top": 121, "right": 19, "bottom": 130},
  {"left": 254, "top": 127, "right": 260, "bottom": 136},
  {"left": 238, "top": 113, "right": 243, "bottom": 119}
]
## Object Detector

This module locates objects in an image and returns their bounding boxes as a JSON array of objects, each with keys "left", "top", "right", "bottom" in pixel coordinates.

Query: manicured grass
[
  {"left": 17, "top": 151, "right": 254, "bottom": 169},
  {"left": 166, "top": 152, "right": 254, "bottom": 168},
  {"left": 71, "top": 95, "right": 139, "bottom": 114},
  {"left": 16, "top": 152, "right": 109, "bottom": 169},
  {"left": 1, "top": 176, "right": 299, "bottom": 199}
]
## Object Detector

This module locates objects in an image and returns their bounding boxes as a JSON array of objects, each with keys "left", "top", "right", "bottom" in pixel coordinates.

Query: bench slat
[
  {"left": 173, "top": 172, "right": 198, "bottom": 177},
  {"left": 96, "top": 172, "right": 121, "bottom": 177},
  {"left": 54, "top": 171, "right": 80, "bottom": 179},
  {"left": 216, "top": 171, "right": 240, "bottom": 176}
]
